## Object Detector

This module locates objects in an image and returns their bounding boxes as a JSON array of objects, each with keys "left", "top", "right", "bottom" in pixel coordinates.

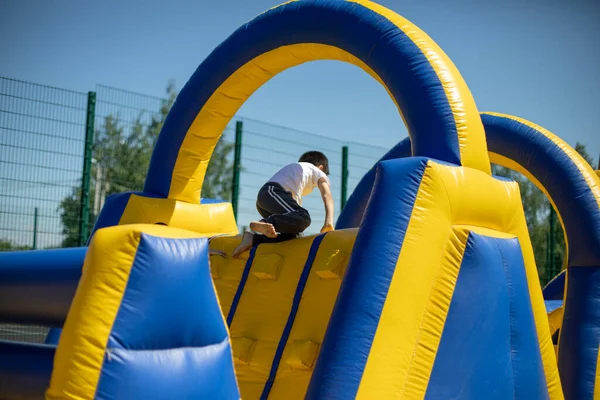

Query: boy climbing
[{"left": 232, "top": 151, "right": 335, "bottom": 258}]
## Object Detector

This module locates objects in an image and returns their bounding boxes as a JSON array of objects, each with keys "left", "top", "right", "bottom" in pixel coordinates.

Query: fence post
[
  {"left": 32, "top": 207, "right": 38, "bottom": 250},
  {"left": 78, "top": 91, "right": 96, "bottom": 246},
  {"left": 231, "top": 120, "right": 243, "bottom": 221},
  {"left": 341, "top": 146, "right": 349, "bottom": 210}
]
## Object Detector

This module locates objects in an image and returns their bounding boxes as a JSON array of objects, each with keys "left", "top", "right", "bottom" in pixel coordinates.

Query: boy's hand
[
  {"left": 317, "top": 178, "right": 335, "bottom": 234},
  {"left": 320, "top": 223, "right": 334, "bottom": 233}
]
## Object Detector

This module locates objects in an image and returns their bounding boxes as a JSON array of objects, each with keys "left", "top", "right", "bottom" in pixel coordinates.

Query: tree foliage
[
  {"left": 59, "top": 83, "right": 234, "bottom": 247},
  {"left": 0, "top": 239, "right": 31, "bottom": 251},
  {"left": 492, "top": 142, "right": 595, "bottom": 284}
]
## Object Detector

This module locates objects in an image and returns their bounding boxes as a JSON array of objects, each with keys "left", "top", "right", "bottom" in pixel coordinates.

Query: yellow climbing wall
[{"left": 209, "top": 229, "right": 357, "bottom": 399}]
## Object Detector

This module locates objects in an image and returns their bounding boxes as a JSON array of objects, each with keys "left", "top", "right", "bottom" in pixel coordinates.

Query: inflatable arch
[
  {"left": 338, "top": 112, "right": 600, "bottom": 400},
  {"left": 88, "top": 0, "right": 490, "bottom": 237},
  {"left": 143, "top": 0, "right": 490, "bottom": 206}
]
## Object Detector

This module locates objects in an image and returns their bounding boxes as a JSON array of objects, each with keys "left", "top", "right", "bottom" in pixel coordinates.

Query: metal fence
[
  {"left": 0, "top": 77, "right": 389, "bottom": 252},
  {"left": 0, "top": 77, "right": 88, "bottom": 251},
  {"left": 0, "top": 77, "right": 389, "bottom": 343},
  {"left": 0, "top": 324, "right": 48, "bottom": 344}
]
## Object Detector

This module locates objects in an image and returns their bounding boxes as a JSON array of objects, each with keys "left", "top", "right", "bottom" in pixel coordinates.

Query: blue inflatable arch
[
  {"left": 339, "top": 113, "right": 600, "bottom": 267},
  {"left": 143, "top": 0, "right": 490, "bottom": 205},
  {"left": 337, "top": 111, "right": 600, "bottom": 400}
]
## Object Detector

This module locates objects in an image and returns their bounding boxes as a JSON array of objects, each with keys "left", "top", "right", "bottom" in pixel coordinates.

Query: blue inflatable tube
[
  {"left": 0, "top": 341, "right": 55, "bottom": 400},
  {"left": 336, "top": 139, "right": 411, "bottom": 229},
  {"left": 0, "top": 247, "right": 85, "bottom": 326},
  {"left": 543, "top": 270, "right": 566, "bottom": 300},
  {"left": 338, "top": 113, "right": 600, "bottom": 266}
]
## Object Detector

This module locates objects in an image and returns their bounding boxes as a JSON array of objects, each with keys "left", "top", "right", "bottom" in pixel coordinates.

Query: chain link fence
[{"left": 0, "top": 77, "right": 87, "bottom": 251}]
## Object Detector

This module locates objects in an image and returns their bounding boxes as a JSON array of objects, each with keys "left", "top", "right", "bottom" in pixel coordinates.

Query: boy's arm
[{"left": 317, "top": 177, "right": 335, "bottom": 233}]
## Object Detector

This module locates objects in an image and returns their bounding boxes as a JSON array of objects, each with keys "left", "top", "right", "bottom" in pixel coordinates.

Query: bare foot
[
  {"left": 232, "top": 232, "right": 254, "bottom": 259},
  {"left": 250, "top": 221, "right": 277, "bottom": 238}
]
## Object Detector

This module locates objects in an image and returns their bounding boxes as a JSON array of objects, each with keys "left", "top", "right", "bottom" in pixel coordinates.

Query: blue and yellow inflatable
[{"left": 1, "top": 1, "right": 599, "bottom": 399}]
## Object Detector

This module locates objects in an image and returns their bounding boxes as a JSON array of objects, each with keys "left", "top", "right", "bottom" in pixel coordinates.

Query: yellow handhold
[
  {"left": 209, "top": 236, "right": 252, "bottom": 317},
  {"left": 314, "top": 249, "right": 348, "bottom": 280},
  {"left": 231, "top": 337, "right": 257, "bottom": 366},
  {"left": 286, "top": 340, "right": 320, "bottom": 371},
  {"left": 219, "top": 261, "right": 246, "bottom": 281},
  {"left": 252, "top": 253, "right": 284, "bottom": 280}
]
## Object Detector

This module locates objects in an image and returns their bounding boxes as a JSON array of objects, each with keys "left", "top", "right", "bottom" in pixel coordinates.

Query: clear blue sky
[{"left": 2, "top": 0, "right": 599, "bottom": 162}]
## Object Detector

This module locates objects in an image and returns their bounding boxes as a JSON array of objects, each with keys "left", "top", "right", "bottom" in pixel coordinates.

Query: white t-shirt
[{"left": 268, "top": 162, "right": 329, "bottom": 205}]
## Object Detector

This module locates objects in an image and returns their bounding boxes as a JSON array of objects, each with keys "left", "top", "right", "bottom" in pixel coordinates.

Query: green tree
[
  {"left": 58, "top": 190, "right": 96, "bottom": 248},
  {"left": 492, "top": 164, "right": 553, "bottom": 281},
  {"left": 203, "top": 140, "right": 235, "bottom": 200},
  {"left": 0, "top": 239, "right": 31, "bottom": 251},
  {"left": 492, "top": 142, "right": 596, "bottom": 284},
  {"left": 575, "top": 142, "right": 595, "bottom": 168},
  {"left": 59, "top": 83, "right": 234, "bottom": 247}
]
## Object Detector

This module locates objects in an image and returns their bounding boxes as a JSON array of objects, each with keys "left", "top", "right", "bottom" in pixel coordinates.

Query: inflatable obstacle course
[{"left": 1, "top": 1, "right": 599, "bottom": 399}]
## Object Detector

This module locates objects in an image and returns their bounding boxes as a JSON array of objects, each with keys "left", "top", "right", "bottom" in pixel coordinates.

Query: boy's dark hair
[{"left": 299, "top": 151, "right": 329, "bottom": 175}]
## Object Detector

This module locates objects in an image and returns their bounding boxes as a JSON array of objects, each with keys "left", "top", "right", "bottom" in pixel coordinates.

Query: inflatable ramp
[{"left": 210, "top": 230, "right": 356, "bottom": 399}]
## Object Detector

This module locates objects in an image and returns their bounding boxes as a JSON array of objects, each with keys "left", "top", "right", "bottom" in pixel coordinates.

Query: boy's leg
[
  {"left": 253, "top": 183, "right": 311, "bottom": 245},
  {"left": 232, "top": 230, "right": 254, "bottom": 258},
  {"left": 251, "top": 203, "right": 277, "bottom": 238},
  {"left": 233, "top": 183, "right": 310, "bottom": 258},
  {"left": 232, "top": 188, "right": 282, "bottom": 258}
]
